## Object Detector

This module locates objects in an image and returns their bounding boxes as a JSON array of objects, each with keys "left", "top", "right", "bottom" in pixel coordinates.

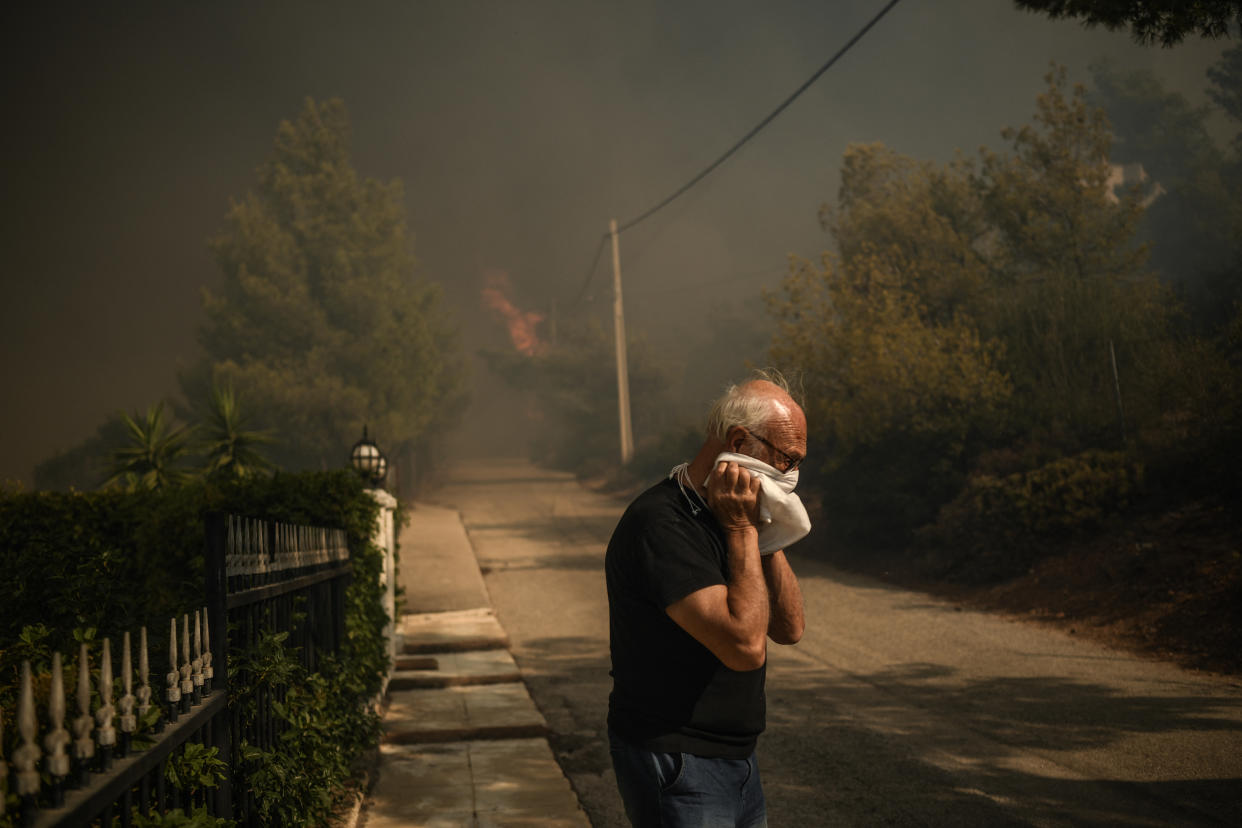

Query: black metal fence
[
  {"left": 211, "top": 513, "right": 352, "bottom": 825},
  {"left": 2, "top": 512, "right": 352, "bottom": 827}
]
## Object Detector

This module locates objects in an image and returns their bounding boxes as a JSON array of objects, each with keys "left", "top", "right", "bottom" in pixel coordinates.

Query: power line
[
  {"left": 571, "top": 0, "right": 903, "bottom": 307},
  {"left": 574, "top": 233, "right": 609, "bottom": 304},
  {"left": 616, "top": 0, "right": 904, "bottom": 234}
]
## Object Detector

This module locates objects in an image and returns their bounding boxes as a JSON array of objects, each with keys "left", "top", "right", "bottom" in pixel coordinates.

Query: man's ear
[{"left": 725, "top": 426, "right": 748, "bottom": 453}]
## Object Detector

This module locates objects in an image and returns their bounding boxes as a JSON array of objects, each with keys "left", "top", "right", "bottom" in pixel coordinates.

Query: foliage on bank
[
  {"left": 919, "top": 450, "right": 1144, "bottom": 582},
  {"left": 767, "top": 64, "right": 1242, "bottom": 576},
  {"left": 0, "top": 470, "right": 391, "bottom": 825}
]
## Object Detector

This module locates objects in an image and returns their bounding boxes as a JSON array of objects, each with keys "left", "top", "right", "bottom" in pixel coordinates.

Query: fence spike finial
[
  {"left": 96, "top": 637, "right": 117, "bottom": 771},
  {"left": 137, "top": 626, "right": 152, "bottom": 718},
  {"left": 119, "top": 631, "right": 137, "bottom": 748},
  {"left": 15, "top": 661, "right": 42, "bottom": 797},
  {"left": 45, "top": 652, "right": 71, "bottom": 781},
  {"left": 191, "top": 610, "right": 204, "bottom": 703},
  {"left": 202, "top": 605, "right": 214, "bottom": 693},
  {"left": 73, "top": 642, "right": 95, "bottom": 765},
  {"left": 166, "top": 617, "right": 181, "bottom": 720},
  {"left": 179, "top": 614, "right": 193, "bottom": 711}
]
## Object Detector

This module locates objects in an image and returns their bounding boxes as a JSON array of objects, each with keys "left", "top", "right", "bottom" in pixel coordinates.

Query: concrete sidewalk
[{"left": 361, "top": 503, "right": 590, "bottom": 827}]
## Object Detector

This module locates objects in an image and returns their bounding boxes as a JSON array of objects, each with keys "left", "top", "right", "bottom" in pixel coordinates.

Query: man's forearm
[
  {"left": 724, "top": 526, "right": 770, "bottom": 655},
  {"left": 665, "top": 526, "right": 771, "bottom": 672},
  {"left": 763, "top": 550, "right": 804, "bottom": 644}
]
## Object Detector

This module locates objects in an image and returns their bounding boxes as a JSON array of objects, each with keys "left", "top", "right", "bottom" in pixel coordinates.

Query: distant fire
[{"left": 481, "top": 270, "right": 546, "bottom": 356}]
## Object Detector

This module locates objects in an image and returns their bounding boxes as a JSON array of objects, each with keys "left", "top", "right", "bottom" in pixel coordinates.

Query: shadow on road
[
  {"left": 510, "top": 636, "right": 1242, "bottom": 826},
  {"left": 439, "top": 462, "right": 1242, "bottom": 826},
  {"left": 770, "top": 659, "right": 1242, "bottom": 749},
  {"left": 505, "top": 635, "right": 624, "bottom": 826},
  {"left": 763, "top": 661, "right": 1242, "bottom": 826}
]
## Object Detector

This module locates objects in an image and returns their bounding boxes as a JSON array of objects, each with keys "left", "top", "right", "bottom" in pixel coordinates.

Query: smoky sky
[{"left": 0, "top": 0, "right": 1228, "bottom": 482}]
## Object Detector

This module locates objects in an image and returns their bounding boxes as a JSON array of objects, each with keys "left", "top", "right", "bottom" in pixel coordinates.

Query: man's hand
[{"left": 705, "top": 460, "right": 761, "bottom": 532}]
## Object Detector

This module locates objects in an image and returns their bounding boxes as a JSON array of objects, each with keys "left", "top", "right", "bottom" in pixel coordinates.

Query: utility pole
[{"left": 610, "top": 218, "right": 634, "bottom": 464}]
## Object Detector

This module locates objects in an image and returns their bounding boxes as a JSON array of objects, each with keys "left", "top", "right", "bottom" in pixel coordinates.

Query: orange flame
[{"left": 481, "top": 270, "right": 546, "bottom": 356}]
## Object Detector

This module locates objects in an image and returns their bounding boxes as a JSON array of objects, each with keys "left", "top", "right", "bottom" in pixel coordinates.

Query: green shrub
[
  {"left": 920, "top": 450, "right": 1143, "bottom": 581},
  {"left": 0, "top": 470, "right": 389, "bottom": 826},
  {"left": 235, "top": 631, "right": 381, "bottom": 826}
]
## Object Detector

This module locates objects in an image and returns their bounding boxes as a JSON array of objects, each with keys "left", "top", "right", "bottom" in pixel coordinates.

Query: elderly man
[{"left": 605, "top": 373, "right": 807, "bottom": 827}]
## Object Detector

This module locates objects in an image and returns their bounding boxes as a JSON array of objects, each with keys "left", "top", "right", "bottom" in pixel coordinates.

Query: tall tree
[
  {"left": 824, "top": 143, "right": 992, "bottom": 326},
  {"left": 768, "top": 247, "right": 1011, "bottom": 537},
  {"left": 977, "top": 66, "right": 1167, "bottom": 446},
  {"left": 1014, "top": 1, "right": 1242, "bottom": 46},
  {"left": 195, "top": 98, "right": 464, "bottom": 471},
  {"left": 767, "top": 66, "right": 1190, "bottom": 539}
]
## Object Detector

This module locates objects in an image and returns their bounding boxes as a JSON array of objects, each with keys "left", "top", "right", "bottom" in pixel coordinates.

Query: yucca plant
[
  {"left": 105, "top": 402, "right": 195, "bottom": 491},
  {"left": 199, "top": 381, "right": 276, "bottom": 479}
]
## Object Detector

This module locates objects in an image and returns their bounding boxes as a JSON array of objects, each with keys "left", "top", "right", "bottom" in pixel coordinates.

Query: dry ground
[{"left": 832, "top": 498, "right": 1242, "bottom": 677}]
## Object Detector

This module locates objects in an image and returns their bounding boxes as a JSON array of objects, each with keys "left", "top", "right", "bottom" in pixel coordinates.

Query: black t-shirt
[{"left": 605, "top": 477, "right": 765, "bottom": 759}]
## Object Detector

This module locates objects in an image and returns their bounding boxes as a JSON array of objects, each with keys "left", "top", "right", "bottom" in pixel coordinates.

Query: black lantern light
[{"left": 350, "top": 425, "right": 387, "bottom": 487}]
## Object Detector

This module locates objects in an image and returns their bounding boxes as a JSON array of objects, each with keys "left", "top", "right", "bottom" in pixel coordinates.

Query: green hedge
[{"left": 0, "top": 471, "right": 393, "bottom": 825}]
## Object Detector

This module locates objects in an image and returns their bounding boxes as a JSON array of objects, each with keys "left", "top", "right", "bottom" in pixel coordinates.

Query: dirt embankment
[{"left": 827, "top": 499, "right": 1242, "bottom": 677}]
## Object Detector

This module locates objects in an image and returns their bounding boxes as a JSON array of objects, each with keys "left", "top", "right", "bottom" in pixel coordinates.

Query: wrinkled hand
[{"left": 706, "top": 460, "right": 761, "bottom": 532}]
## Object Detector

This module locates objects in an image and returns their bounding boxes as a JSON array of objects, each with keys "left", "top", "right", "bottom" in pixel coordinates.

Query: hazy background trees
[
  {"left": 479, "top": 319, "right": 685, "bottom": 479},
  {"left": 33, "top": 416, "right": 129, "bottom": 491},
  {"left": 1089, "top": 47, "right": 1242, "bottom": 330}
]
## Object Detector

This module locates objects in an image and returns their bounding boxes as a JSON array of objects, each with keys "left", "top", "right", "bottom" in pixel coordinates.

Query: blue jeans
[{"left": 609, "top": 729, "right": 767, "bottom": 827}]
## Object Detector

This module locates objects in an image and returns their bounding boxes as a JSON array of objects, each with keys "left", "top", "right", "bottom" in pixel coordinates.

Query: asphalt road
[{"left": 424, "top": 459, "right": 1242, "bottom": 827}]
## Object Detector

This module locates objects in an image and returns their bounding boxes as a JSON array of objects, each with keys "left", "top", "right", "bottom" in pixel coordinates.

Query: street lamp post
[
  {"left": 349, "top": 426, "right": 398, "bottom": 690},
  {"left": 350, "top": 426, "right": 388, "bottom": 488}
]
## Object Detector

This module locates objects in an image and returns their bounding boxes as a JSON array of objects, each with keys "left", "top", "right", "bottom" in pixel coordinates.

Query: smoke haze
[{"left": 0, "top": 0, "right": 1228, "bottom": 481}]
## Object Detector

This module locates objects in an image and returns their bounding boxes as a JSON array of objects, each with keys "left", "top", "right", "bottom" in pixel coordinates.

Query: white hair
[{"left": 705, "top": 368, "right": 798, "bottom": 442}]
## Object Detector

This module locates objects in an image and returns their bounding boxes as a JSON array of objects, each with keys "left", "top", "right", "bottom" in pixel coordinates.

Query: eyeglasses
[{"left": 745, "top": 430, "right": 803, "bottom": 473}]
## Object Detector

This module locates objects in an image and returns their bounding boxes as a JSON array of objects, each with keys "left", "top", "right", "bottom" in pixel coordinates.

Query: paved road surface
[{"left": 423, "top": 460, "right": 1242, "bottom": 827}]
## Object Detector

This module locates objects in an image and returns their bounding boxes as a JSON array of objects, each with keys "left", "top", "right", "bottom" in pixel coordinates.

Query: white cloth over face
[{"left": 706, "top": 452, "right": 812, "bottom": 555}]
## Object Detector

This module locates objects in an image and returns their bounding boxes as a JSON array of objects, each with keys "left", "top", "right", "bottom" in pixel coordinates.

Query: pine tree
[
  {"left": 195, "top": 98, "right": 464, "bottom": 469},
  {"left": 978, "top": 66, "right": 1167, "bottom": 445}
]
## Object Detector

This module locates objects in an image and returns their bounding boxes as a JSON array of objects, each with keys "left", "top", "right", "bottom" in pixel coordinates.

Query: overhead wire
[
  {"left": 615, "top": 0, "right": 904, "bottom": 234},
  {"left": 574, "top": 234, "right": 609, "bottom": 304},
  {"left": 572, "top": 0, "right": 904, "bottom": 305}
]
